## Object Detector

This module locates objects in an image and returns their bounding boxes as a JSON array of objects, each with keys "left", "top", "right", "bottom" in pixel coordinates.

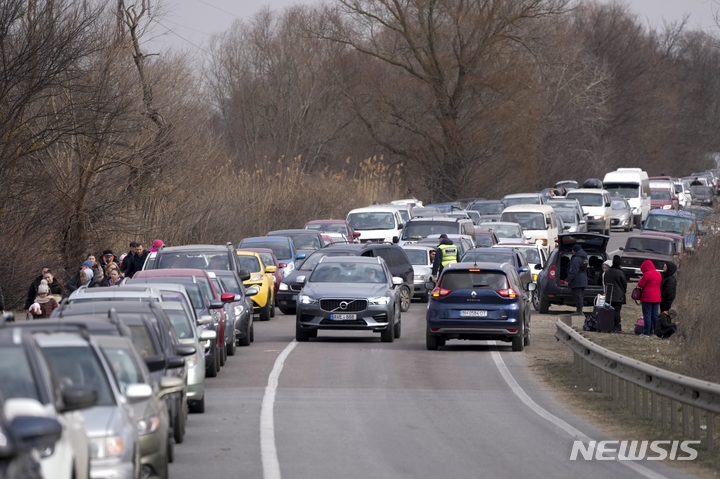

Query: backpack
[
  {"left": 582, "top": 312, "right": 598, "bottom": 332},
  {"left": 578, "top": 256, "right": 588, "bottom": 273}
]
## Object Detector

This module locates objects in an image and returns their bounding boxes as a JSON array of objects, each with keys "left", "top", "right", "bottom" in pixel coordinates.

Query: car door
[{"left": 515, "top": 252, "right": 531, "bottom": 286}]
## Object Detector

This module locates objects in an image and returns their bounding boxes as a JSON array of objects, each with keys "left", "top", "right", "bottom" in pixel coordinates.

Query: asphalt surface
[
  {"left": 170, "top": 244, "right": 695, "bottom": 479},
  {"left": 607, "top": 226, "right": 641, "bottom": 257}
]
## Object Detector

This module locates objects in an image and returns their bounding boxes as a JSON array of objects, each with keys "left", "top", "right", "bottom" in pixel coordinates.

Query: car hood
[
  {"left": 303, "top": 283, "right": 389, "bottom": 298},
  {"left": 81, "top": 406, "right": 121, "bottom": 438}
]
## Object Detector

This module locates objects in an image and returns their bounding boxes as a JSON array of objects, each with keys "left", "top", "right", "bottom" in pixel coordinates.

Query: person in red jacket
[{"left": 637, "top": 260, "right": 662, "bottom": 337}]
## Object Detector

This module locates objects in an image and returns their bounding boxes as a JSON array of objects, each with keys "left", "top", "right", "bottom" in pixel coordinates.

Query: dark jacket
[
  {"left": 120, "top": 252, "right": 133, "bottom": 276},
  {"left": 566, "top": 249, "right": 588, "bottom": 288},
  {"left": 65, "top": 271, "right": 82, "bottom": 294},
  {"left": 660, "top": 262, "right": 677, "bottom": 310},
  {"left": 46, "top": 279, "right": 65, "bottom": 298},
  {"left": 656, "top": 311, "right": 677, "bottom": 337},
  {"left": 24, "top": 275, "right": 45, "bottom": 310},
  {"left": 432, "top": 238, "right": 458, "bottom": 276},
  {"left": 126, "top": 251, "right": 149, "bottom": 279},
  {"left": 603, "top": 266, "right": 627, "bottom": 304}
]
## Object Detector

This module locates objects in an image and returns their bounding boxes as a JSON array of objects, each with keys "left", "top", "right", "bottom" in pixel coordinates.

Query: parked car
[
  {"left": 460, "top": 247, "right": 532, "bottom": 286},
  {"left": 401, "top": 244, "right": 436, "bottom": 302},
  {"left": 238, "top": 236, "right": 298, "bottom": 277},
  {"left": 640, "top": 231, "right": 686, "bottom": 261},
  {"left": 642, "top": 210, "right": 699, "bottom": 253},
  {"left": 501, "top": 193, "right": 544, "bottom": 207},
  {"left": 304, "top": 219, "right": 360, "bottom": 243},
  {"left": 211, "top": 270, "right": 256, "bottom": 347},
  {"left": 619, "top": 234, "right": 679, "bottom": 280},
  {"left": 346, "top": 205, "right": 405, "bottom": 244},
  {"left": 650, "top": 188, "right": 679, "bottom": 210},
  {"left": 237, "top": 247, "right": 283, "bottom": 294},
  {"left": 535, "top": 233, "right": 609, "bottom": 313},
  {"left": 477, "top": 221, "right": 525, "bottom": 244},
  {"left": 0, "top": 319, "right": 96, "bottom": 479},
  {"left": 235, "top": 250, "right": 276, "bottom": 321},
  {"left": 609, "top": 198, "right": 633, "bottom": 231},
  {"left": 425, "top": 262, "right": 534, "bottom": 351},
  {"left": 294, "top": 256, "right": 403, "bottom": 342},
  {"left": 690, "top": 186, "right": 715, "bottom": 207},
  {"left": 683, "top": 205, "right": 719, "bottom": 235}
]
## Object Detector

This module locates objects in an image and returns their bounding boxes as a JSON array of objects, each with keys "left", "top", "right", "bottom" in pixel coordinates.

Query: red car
[
  {"left": 640, "top": 231, "right": 688, "bottom": 260},
  {"left": 237, "top": 247, "right": 283, "bottom": 295},
  {"left": 649, "top": 188, "right": 679, "bottom": 211},
  {"left": 304, "top": 219, "right": 360, "bottom": 243},
  {"left": 473, "top": 228, "right": 500, "bottom": 247},
  {"left": 133, "top": 268, "right": 230, "bottom": 375}
]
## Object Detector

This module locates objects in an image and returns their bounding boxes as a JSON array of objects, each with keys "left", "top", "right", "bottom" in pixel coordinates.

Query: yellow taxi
[{"left": 236, "top": 250, "right": 276, "bottom": 320}]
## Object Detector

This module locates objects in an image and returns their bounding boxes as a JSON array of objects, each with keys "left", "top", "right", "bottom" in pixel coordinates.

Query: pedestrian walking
[
  {"left": 120, "top": 242, "right": 138, "bottom": 276},
  {"left": 125, "top": 242, "right": 148, "bottom": 279},
  {"left": 25, "top": 267, "right": 50, "bottom": 310},
  {"left": 562, "top": 244, "right": 588, "bottom": 314},
  {"left": 637, "top": 260, "right": 662, "bottom": 336},
  {"left": 28, "top": 280, "right": 59, "bottom": 319},
  {"left": 431, "top": 234, "right": 458, "bottom": 280},
  {"left": 660, "top": 262, "right": 677, "bottom": 312},
  {"left": 603, "top": 255, "right": 627, "bottom": 333}
]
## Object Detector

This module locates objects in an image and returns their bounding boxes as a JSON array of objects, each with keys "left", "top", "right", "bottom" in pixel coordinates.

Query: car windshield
[
  {"left": 305, "top": 223, "right": 348, "bottom": 235},
  {"left": 127, "top": 325, "right": 158, "bottom": 359},
  {"left": 398, "top": 210, "right": 410, "bottom": 223},
  {"left": 219, "top": 275, "right": 242, "bottom": 295},
  {"left": 347, "top": 212, "right": 396, "bottom": 231},
  {"left": 157, "top": 252, "right": 229, "bottom": 270},
  {"left": 567, "top": 193, "right": 604, "bottom": 206},
  {"left": 241, "top": 240, "right": 291, "bottom": 260},
  {"left": 101, "top": 346, "right": 145, "bottom": 395},
  {"left": 310, "top": 263, "right": 387, "bottom": 283},
  {"left": 556, "top": 210, "right": 576, "bottom": 224},
  {"left": 501, "top": 212, "right": 546, "bottom": 230},
  {"left": 288, "top": 234, "right": 321, "bottom": 251},
  {"left": 440, "top": 271, "right": 508, "bottom": 290},
  {"left": 0, "top": 347, "right": 39, "bottom": 401},
  {"left": 237, "top": 255, "right": 261, "bottom": 272},
  {"left": 257, "top": 253, "right": 276, "bottom": 267},
  {"left": 690, "top": 186, "right": 713, "bottom": 197},
  {"left": 502, "top": 196, "right": 540, "bottom": 207},
  {"left": 625, "top": 238, "right": 673, "bottom": 255},
  {"left": 401, "top": 222, "right": 456, "bottom": 240},
  {"left": 674, "top": 183, "right": 684, "bottom": 193},
  {"left": 461, "top": 251, "right": 513, "bottom": 264},
  {"left": 426, "top": 204, "right": 453, "bottom": 213},
  {"left": 404, "top": 250, "right": 430, "bottom": 265},
  {"left": 475, "top": 235, "right": 494, "bottom": 247},
  {"left": 604, "top": 184, "right": 639, "bottom": 198},
  {"left": 611, "top": 200, "right": 628, "bottom": 210},
  {"left": 517, "top": 248, "right": 541, "bottom": 264},
  {"left": 643, "top": 215, "right": 695, "bottom": 235},
  {"left": 650, "top": 191, "right": 671, "bottom": 200},
  {"left": 42, "top": 346, "right": 115, "bottom": 406},
  {"left": 480, "top": 224, "right": 522, "bottom": 239},
  {"left": 161, "top": 308, "right": 194, "bottom": 339}
]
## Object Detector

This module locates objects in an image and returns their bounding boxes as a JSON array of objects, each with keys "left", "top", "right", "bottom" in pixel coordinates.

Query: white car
[{"left": 400, "top": 244, "right": 436, "bottom": 302}]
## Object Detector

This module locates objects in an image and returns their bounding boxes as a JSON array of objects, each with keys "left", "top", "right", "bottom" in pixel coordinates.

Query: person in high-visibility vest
[{"left": 431, "top": 234, "right": 458, "bottom": 280}]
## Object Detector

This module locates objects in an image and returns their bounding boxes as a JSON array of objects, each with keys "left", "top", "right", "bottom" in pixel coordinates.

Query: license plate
[
  {"left": 291, "top": 295, "right": 296, "bottom": 300},
  {"left": 460, "top": 310, "right": 487, "bottom": 317},
  {"left": 330, "top": 313, "right": 357, "bottom": 320}
]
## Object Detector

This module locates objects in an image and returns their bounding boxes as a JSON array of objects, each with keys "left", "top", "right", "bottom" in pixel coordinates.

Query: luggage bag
[{"left": 595, "top": 284, "right": 615, "bottom": 332}]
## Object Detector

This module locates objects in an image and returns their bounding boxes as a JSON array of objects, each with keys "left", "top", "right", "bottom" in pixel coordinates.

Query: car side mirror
[
  {"left": 238, "top": 269, "right": 251, "bottom": 281},
  {"left": 392, "top": 236, "right": 399, "bottom": 244},
  {"left": 353, "top": 232, "right": 361, "bottom": 238},
  {"left": 278, "top": 263, "right": 287, "bottom": 269},
  {"left": 518, "top": 266, "right": 529, "bottom": 273},
  {"left": 579, "top": 220, "right": 586, "bottom": 225},
  {"left": 200, "top": 329, "right": 217, "bottom": 341},
  {"left": 221, "top": 292, "right": 235, "bottom": 303},
  {"left": 60, "top": 386, "right": 98, "bottom": 412},
  {"left": 208, "top": 300, "right": 224, "bottom": 310},
  {"left": 197, "top": 315, "right": 213, "bottom": 326},
  {"left": 176, "top": 345, "right": 196, "bottom": 357},
  {"left": 534, "top": 264, "right": 542, "bottom": 270},
  {"left": 392, "top": 277, "right": 403, "bottom": 286},
  {"left": 166, "top": 356, "right": 186, "bottom": 369},
  {"left": 296, "top": 276, "right": 306, "bottom": 284},
  {"left": 397, "top": 223, "right": 404, "bottom": 229},
  {"left": 245, "top": 286, "right": 260, "bottom": 296},
  {"left": 605, "top": 202, "right": 611, "bottom": 207},
  {"left": 424, "top": 279, "right": 436, "bottom": 291},
  {"left": 160, "top": 376, "right": 185, "bottom": 390},
  {"left": 563, "top": 224, "right": 571, "bottom": 230},
  {"left": 11, "top": 415, "right": 62, "bottom": 451},
  {"left": 527, "top": 282, "right": 537, "bottom": 291},
  {"left": 296, "top": 253, "right": 306, "bottom": 260},
  {"left": 266, "top": 265, "right": 277, "bottom": 273},
  {"left": 144, "top": 354, "right": 167, "bottom": 372},
  {"left": 125, "top": 383, "right": 153, "bottom": 403}
]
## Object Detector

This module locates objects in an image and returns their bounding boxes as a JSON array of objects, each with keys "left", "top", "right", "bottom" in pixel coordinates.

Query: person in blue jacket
[{"left": 562, "top": 244, "right": 588, "bottom": 314}]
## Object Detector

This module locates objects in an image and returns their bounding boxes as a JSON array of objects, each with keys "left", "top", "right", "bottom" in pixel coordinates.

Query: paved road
[
  {"left": 170, "top": 297, "right": 695, "bottom": 479},
  {"left": 608, "top": 227, "right": 641, "bottom": 257}
]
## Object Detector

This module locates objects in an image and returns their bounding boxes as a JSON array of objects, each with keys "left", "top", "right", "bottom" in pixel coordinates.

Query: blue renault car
[{"left": 425, "top": 262, "right": 535, "bottom": 351}]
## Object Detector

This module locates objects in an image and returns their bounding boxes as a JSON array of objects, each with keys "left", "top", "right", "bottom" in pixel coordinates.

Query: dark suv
[
  {"left": 277, "top": 243, "right": 414, "bottom": 314},
  {"left": 535, "top": 233, "right": 609, "bottom": 313}
]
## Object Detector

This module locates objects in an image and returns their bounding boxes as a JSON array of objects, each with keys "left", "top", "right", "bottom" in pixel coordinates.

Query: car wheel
[
  {"left": 270, "top": 297, "right": 275, "bottom": 317},
  {"left": 295, "top": 322, "right": 310, "bottom": 342},
  {"left": 219, "top": 339, "right": 226, "bottom": 367},
  {"left": 239, "top": 328, "right": 251, "bottom": 347},
  {"left": 309, "top": 329, "right": 318, "bottom": 338},
  {"left": 512, "top": 326, "right": 524, "bottom": 352},
  {"left": 437, "top": 337, "right": 446, "bottom": 347},
  {"left": 426, "top": 325, "right": 438, "bottom": 350},
  {"left": 173, "top": 405, "right": 185, "bottom": 444},
  {"left": 167, "top": 440, "right": 174, "bottom": 463},
  {"left": 538, "top": 294, "right": 550, "bottom": 314},
  {"left": 227, "top": 332, "right": 236, "bottom": 356},
  {"left": 279, "top": 306, "right": 295, "bottom": 315},
  {"left": 189, "top": 396, "right": 205, "bottom": 414},
  {"left": 394, "top": 318, "right": 401, "bottom": 339},
  {"left": 380, "top": 323, "right": 394, "bottom": 342},
  {"left": 532, "top": 290, "right": 541, "bottom": 312},
  {"left": 399, "top": 286, "right": 411, "bottom": 312},
  {"left": 524, "top": 328, "right": 531, "bottom": 346},
  {"left": 206, "top": 344, "right": 218, "bottom": 378},
  {"left": 260, "top": 301, "right": 272, "bottom": 321}
]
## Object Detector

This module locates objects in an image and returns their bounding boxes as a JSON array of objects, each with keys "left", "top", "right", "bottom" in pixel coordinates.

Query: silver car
[
  {"left": 401, "top": 245, "right": 436, "bottom": 302},
  {"left": 34, "top": 332, "right": 144, "bottom": 479},
  {"left": 554, "top": 207, "right": 587, "bottom": 233},
  {"left": 295, "top": 256, "right": 403, "bottom": 342},
  {"left": 610, "top": 198, "right": 634, "bottom": 231}
]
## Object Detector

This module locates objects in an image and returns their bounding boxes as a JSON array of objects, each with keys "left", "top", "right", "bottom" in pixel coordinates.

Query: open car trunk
[{"left": 556, "top": 233, "right": 609, "bottom": 287}]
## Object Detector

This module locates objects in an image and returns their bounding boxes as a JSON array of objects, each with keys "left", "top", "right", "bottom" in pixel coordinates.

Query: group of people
[
  {"left": 21, "top": 239, "right": 163, "bottom": 320},
  {"left": 565, "top": 245, "right": 679, "bottom": 338}
]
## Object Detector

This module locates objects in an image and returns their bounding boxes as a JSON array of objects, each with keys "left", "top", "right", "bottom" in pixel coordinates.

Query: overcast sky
[{"left": 148, "top": 0, "right": 719, "bottom": 55}]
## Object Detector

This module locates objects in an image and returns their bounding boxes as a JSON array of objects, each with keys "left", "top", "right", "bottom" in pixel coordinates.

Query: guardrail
[{"left": 555, "top": 318, "right": 720, "bottom": 451}]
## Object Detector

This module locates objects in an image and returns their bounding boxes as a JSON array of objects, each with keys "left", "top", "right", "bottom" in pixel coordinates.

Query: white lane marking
[
  {"left": 261, "top": 340, "right": 298, "bottom": 479},
  {"left": 489, "top": 344, "right": 668, "bottom": 479}
]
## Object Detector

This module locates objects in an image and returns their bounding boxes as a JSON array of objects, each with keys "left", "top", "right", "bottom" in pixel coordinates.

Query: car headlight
[
  {"left": 251, "top": 274, "right": 264, "bottom": 282},
  {"left": 299, "top": 294, "right": 317, "bottom": 304},
  {"left": 535, "top": 239, "right": 547, "bottom": 246},
  {"left": 186, "top": 352, "right": 199, "bottom": 368},
  {"left": 283, "top": 262, "right": 295, "bottom": 275},
  {"left": 368, "top": 296, "right": 391, "bottom": 305},
  {"left": 414, "top": 274, "right": 426, "bottom": 281},
  {"left": 90, "top": 436, "right": 124, "bottom": 459},
  {"left": 279, "top": 282, "right": 289, "bottom": 291},
  {"left": 597, "top": 216, "right": 605, "bottom": 220},
  {"left": 663, "top": 204, "right": 672, "bottom": 209},
  {"left": 137, "top": 415, "right": 161, "bottom": 436}
]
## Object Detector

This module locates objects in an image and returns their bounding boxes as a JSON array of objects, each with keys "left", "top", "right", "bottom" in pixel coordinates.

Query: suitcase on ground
[{"left": 595, "top": 285, "right": 615, "bottom": 332}]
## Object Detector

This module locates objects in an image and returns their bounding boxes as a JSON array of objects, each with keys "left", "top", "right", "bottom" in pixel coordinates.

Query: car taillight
[
  {"left": 496, "top": 289, "right": 517, "bottom": 298},
  {"left": 431, "top": 287, "right": 452, "bottom": 298},
  {"left": 548, "top": 264, "right": 556, "bottom": 280}
]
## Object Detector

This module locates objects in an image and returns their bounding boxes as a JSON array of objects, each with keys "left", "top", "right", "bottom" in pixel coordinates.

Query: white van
[
  {"left": 500, "top": 205, "right": 559, "bottom": 254},
  {"left": 346, "top": 205, "right": 405, "bottom": 243},
  {"left": 602, "top": 168, "right": 650, "bottom": 228},
  {"left": 565, "top": 189, "right": 612, "bottom": 235}
]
